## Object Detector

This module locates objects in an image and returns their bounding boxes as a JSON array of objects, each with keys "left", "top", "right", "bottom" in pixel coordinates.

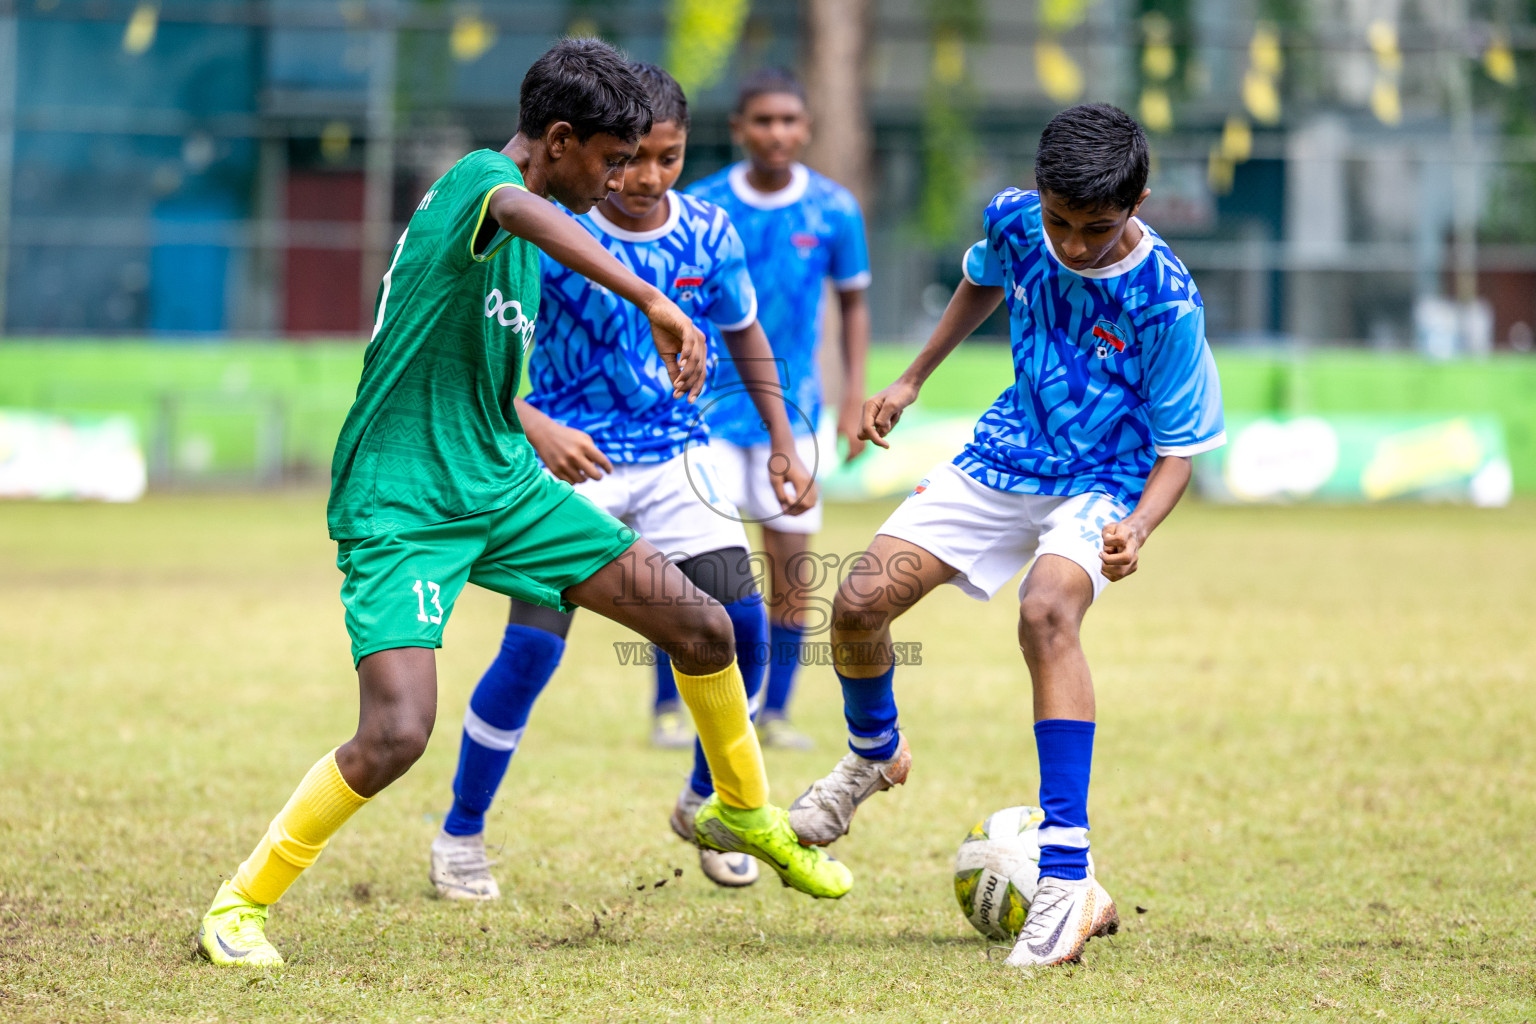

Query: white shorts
[
  {"left": 572, "top": 447, "right": 749, "bottom": 560},
  {"left": 876, "top": 462, "right": 1129, "bottom": 602},
  {"left": 710, "top": 435, "right": 824, "bottom": 535}
]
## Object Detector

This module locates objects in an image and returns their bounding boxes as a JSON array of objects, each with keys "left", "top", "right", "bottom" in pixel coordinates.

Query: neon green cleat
[
  {"left": 693, "top": 795, "right": 853, "bottom": 899},
  {"left": 196, "top": 880, "right": 284, "bottom": 967}
]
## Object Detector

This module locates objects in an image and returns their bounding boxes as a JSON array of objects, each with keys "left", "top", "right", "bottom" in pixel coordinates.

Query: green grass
[{"left": 2, "top": 494, "right": 1534, "bottom": 1022}]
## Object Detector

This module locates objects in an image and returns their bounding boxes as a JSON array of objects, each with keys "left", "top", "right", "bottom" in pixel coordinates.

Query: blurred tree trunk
[{"left": 802, "top": 0, "right": 872, "bottom": 208}]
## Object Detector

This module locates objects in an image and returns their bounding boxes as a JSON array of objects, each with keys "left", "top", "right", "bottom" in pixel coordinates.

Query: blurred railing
[{"left": 2, "top": 0, "right": 1535, "bottom": 352}]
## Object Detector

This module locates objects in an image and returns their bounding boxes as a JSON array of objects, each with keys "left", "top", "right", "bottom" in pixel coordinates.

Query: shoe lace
[
  {"left": 440, "top": 843, "right": 494, "bottom": 880},
  {"left": 227, "top": 905, "right": 271, "bottom": 948},
  {"left": 809, "top": 753, "right": 880, "bottom": 808},
  {"left": 1018, "top": 883, "right": 1072, "bottom": 947}
]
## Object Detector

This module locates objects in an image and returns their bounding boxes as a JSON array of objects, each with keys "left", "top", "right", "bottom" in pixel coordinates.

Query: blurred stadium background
[
  {"left": 1, "top": 0, "right": 1534, "bottom": 500},
  {"left": 7, "top": 9, "right": 1536, "bottom": 1015}
]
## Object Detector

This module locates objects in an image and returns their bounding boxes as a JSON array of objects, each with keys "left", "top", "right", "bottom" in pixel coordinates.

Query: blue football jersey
[
  {"left": 955, "top": 188, "right": 1225, "bottom": 508},
  {"left": 526, "top": 192, "right": 758, "bottom": 463},
  {"left": 687, "top": 162, "right": 870, "bottom": 446}
]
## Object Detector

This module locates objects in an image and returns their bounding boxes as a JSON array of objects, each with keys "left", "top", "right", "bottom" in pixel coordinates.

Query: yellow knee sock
[
  {"left": 231, "top": 749, "right": 369, "bottom": 906},
  {"left": 673, "top": 660, "right": 768, "bottom": 810}
]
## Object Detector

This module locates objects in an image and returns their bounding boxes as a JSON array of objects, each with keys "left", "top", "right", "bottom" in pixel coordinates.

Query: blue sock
[
  {"left": 838, "top": 665, "right": 899, "bottom": 761},
  {"left": 652, "top": 649, "right": 680, "bottom": 712},
  {"left": 687, "top": 594, "right": 769, "bottom": 798},
  {"left": 1034, "top": 719, "right": 1095, "bottom": 881},
  {"left": 443, "top": 623, "right": 565, "bottom": 836},
  {"left": 763, "top": 622, "right": 805, "bottom": 716}
]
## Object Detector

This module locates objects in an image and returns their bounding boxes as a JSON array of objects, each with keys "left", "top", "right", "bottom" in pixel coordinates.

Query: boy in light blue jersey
[
  {"left": 430, "top": 65, "right": 821, "bottom": 897},
  {"left": 788, "top": 105, "right": 1226, "bottom": 968},
  {"left": 687, "top": 69, "right": 872, "bottom": 749}
]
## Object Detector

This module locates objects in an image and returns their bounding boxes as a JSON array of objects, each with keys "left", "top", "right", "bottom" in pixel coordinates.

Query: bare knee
[
  {"left": 1017, "top": 590, "right": 1080, "bottom": 654},
  {"left": 832, "top": 581, "right": 892, "bottom": 643},
  {"left": 668, "top": 600, "right": 734, "bottom": 675},
  {"left": 349, "top": 706, "right": 434, "bottom": 795}
]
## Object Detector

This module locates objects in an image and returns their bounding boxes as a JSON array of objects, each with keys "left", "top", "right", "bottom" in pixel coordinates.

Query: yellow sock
[
  {"left": 231, "top": 749, "right": 369, "bottom": 906},
  {"left": 672, "top": 659, "right": 768, "bottom": 810}
]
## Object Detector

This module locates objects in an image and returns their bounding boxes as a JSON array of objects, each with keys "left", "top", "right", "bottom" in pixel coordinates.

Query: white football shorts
[
  {"left": 710, "top": 434, "right": 824, "bottom": 535},
  {"left": 572, "top": 446, "right": 749, "bottom": 559},
  {"left": 876, "top": 462, "right": 1130, "bottom": 602}
]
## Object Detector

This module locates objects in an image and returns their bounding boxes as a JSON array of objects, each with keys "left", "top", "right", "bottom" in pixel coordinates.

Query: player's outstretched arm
[
  {"left": 719, "top": 322, "right": 818, "bottom": 515},
  {"left": 862, "top": 280, "right": 1003, "bottom": 449},
  {"left": 488, "top": 188, "right": 707, "bottom": 400},
  {"left": 836, "top": 289, "right": 871, "bottom": 462},
  {"left": 1100, "top": 455, "right": 1193, "bottom": 581},
  {"left": 514, "top": 398, "right": 613, "bottom": 484}
]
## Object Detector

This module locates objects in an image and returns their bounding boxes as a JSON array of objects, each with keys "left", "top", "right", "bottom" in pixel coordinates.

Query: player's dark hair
[
  {"left": 631, "top": 62, "right": 690, "bottom": 132},
  {"left": 517, "top": 38, "right": 652, "bottom": 143},
  {"left": 734, "top": 67, "right": 806, "bottom": 115},
  {"left": 1034, "top": 103, "right": 1149, "bottom": 211}
]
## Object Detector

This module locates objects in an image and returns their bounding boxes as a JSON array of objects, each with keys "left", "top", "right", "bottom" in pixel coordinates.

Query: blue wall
[{"left": 7, "top": 16, "right": 260, "bottom": 334}]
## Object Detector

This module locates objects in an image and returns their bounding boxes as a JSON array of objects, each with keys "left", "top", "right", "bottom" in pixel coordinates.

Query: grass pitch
[{"left": 2, "top": 493, "right": 1534, "bottom": 1022}]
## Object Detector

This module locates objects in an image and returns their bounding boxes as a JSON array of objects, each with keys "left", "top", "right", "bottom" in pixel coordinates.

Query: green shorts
[{"left": 336, "top": 475, "right": 637, "bottom": 664}]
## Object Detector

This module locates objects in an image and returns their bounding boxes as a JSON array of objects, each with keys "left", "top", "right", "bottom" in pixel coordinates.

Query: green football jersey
[{"left": 328, "top": 149, "right": 542, "bottom": 540}]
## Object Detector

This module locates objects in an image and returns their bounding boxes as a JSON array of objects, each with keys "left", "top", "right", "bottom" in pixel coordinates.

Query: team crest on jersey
[
  {"left": 674, "top": 265, "right": 705, "bottom": 301},
  {"left": 1090, "top": 320, "right": 1126, "bottom": 358},
  {"left": 790, "top": 231, "right": 820, "bottom": 257}
]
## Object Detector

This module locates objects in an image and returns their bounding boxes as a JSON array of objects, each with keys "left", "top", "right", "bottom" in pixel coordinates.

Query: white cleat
[
  {"left": 787, "top": 733, "right": 911, "bottom": 845},
  {"left": 1003, "top": 876, "right": 1119, "bottom": 968},
  {"left": 429, "top": 830, "right": 501, "bottom": 901},
  {"left": 670, "top": 788, "right": 759, "bottom": 888}
]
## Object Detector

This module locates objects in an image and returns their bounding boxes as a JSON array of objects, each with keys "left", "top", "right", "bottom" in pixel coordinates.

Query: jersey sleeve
[
  {"left": 701, "top": 216, "right": 759, "bottom": 332},
  {"left": 961, "top": 239, "right": 1005, "bottom": 287},
  {"left": 829, "top": 196, "right": 871, "bottom": 292},
  {"left": 1141, "top": 306, "right": 1227, "bottom": 457},
  {"left": 443, "top": 155, "right": 526, "bottom": 268},
  {"left": 467, "top": 182, "right": 523, "bottom": 263}
]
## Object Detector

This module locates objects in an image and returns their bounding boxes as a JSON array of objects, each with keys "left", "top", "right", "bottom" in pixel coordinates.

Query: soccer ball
[{"left": 952, "top": 805, "right": 1047, "bottom": 941}]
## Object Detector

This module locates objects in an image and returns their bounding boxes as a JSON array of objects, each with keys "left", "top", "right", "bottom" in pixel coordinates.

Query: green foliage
[
  {"left": 1135, "top": 0, "right": 1190, "bottom": 95},
  {"left": 918, "top": 83, "right": 980, "bottom": 245},
  {"left": 1475, "top": 3, "right": 1536, "bottom": 242},
  {"left": 396, "top": 0, "right": 454, "bottom": 117},
  {"left": 3, "top": 495, "right": 1536, "bottom": 1020},
  {"left": 664, "top": 0, "right": 749, "bottom": 98},
  {"left": 922, "top": 0, "right": 983, "bottom": 37},
  {"left": 916, "top": 0, "right": 984, "bottom": 246}
]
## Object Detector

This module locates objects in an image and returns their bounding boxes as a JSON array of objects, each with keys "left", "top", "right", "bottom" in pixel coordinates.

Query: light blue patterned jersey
[
  {"left": 526, "top": 192, "right": 757, "bottom": 463},
  {"left": 687, "top": 162, "right": 870, "bottom": 446},
  {"left": 955, "top": 188, "right": 1225, "bottom": 508}
]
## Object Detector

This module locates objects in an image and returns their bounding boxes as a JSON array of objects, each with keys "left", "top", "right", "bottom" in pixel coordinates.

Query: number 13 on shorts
[{"left": 412, "top": 579, "right": 444, "bottom": 624}]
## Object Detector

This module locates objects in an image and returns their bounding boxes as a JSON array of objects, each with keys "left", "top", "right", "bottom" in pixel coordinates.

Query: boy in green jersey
[{"left": 197, "top": 39, "right": 851, "bottom": 969}]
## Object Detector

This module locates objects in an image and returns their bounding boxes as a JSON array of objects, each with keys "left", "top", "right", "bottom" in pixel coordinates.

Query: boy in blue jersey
[
  {"left": 687, "top": 69, "right": 873, "bottom": 750},
  {"left": 788, "top": 105, "right": 1226, "bottom": 967},
  {"left": 429, "top": 65, "right": 823, "bottom": 897}
]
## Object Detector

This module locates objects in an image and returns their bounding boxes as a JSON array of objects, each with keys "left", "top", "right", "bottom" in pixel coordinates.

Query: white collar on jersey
[
  {"left": 586, "top": 191, "right": 682, "bottom": 242},
  {"left": 727, "top": 161, "right": 810, "bottom": 210},
  {"left": 1039, "top": 210, "right": 1155, "bottom": 279}
]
